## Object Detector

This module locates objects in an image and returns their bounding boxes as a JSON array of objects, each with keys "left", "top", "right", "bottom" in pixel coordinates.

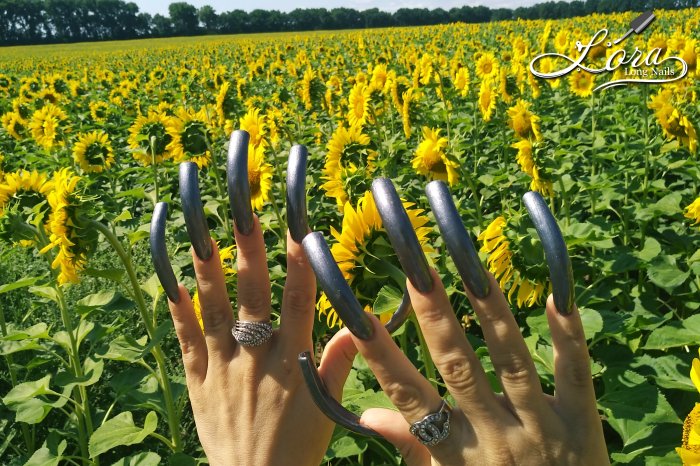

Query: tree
[
  {"left": 198, "top": 5, "right": 218, "bottom": 33},
  {"left": 169, "top": 1, "right": 198, "bottom": 35}
]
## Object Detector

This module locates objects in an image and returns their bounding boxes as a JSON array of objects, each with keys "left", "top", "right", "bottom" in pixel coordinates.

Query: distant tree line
[{"left": 1, "top": 0, "right": 698, "bottom": 46}]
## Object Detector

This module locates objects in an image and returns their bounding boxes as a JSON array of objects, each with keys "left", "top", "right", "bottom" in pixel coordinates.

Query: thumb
[
  {"left": 317, "top": 328, "right": 357, "bottom": 399},
  {"left": 361, "top": 408, "right": 431, "bottom": 466}
]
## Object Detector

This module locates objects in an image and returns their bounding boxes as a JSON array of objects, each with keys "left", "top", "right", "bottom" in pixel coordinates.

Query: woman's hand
[
  {"left": 166, "top": 219, "right": 357, "bottom": 466},
  {"left": 352, "top": 269, "right": 610, "bottom": 466}
]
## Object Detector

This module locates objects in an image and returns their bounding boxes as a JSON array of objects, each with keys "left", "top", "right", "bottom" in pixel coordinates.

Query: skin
[
  {"left": 168, "top": 216, "right": 610, "bottom": 465},
  {"left": 167, "top": 218, "right": 358, "bottom": 466}
]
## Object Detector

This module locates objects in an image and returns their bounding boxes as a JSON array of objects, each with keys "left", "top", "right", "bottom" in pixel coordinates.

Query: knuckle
[
  {"left": 565, "top": 359, "right": 592, "bottom": 388},
  {"left": 284, "top": 288, "right": 315, "bottom": 317},
  {"left": 383, "top": 381, "right": 424, "bottom": 415},
  {"left": 201, "top": 306, "right": 231, "bottom": 331},
  {"left": 436, "top": 355, "right": 480, "bottom": 393},
  {"left": 494, "top": 355, "right": 533, "bottom": 386},
  {"left": 238, "top": 286, "right": 270, "bottom": 313}
]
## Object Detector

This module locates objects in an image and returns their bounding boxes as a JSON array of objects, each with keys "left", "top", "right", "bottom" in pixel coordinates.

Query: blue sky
[{"left": 133, "top": 0, "right": 560, "bottom": 16}]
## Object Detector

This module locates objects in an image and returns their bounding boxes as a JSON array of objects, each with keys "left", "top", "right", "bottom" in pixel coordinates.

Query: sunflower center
[
  {"left": 249, "top": 169, "right": 261, "bottom": 197},
  {"left": 182, "top": 122, "right": 209, "bottom": 155},
  {"left": 143, "top": 122, "right": 170, "bottom": 155},
  {"left": 85, "top": 143, "right": 109, "bottom": 165}
]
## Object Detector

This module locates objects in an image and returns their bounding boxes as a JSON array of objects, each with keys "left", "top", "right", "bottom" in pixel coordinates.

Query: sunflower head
[
  {"left": 478, "top": 79, "right": 497, "bottom": 122},
  {"left": 128, "top": 111, "right": 173, "bottom": 165},
  {"left": 1, "top": 112, "right": 27, "bottom": 140},
  {"left": 216, "top": 81, "right": 240, "bottom": 127},
  {"left": 475, "top": 52, "right": 499, "bottom": 80},
  {"left": 0, "top": 170, "right": 54, "bottom": 244},
  {"left": 166, "top": 107, "right": 214, "bottom": 168},
  {"left": 318, "top": 191, "right": 432, "bottom": 328},
  {"left": 685, "top": 197, "right": 700, "bottom": 226},
  {"left": 677, "top": 404, "right": 700, "bottom": 464},
  {"left": 30, "top": 104, "right": 69, "bottom": 149},
  {"left": 347, "top": 82, "right": 370, "bottom": 128},
  {"left": 412, "top": 127, "right": 458, "bottom": 186},
  {"left": 569, "top": 70, "right": 595, "bottom": 98},
  {"left": 507, "top": 99, "right": 542, "bottom": 141},
  {"left": 247, "top": 143, "right": 273, "bottom": 212},
  {"left": 72, "top": 131, "right": 114, "bottom": 174},
  {"left": 239, "top": 107, "right": 266, "bottom": 148},
  {"left": 478, "top": 214, "right": 550, "bottom": 308}
]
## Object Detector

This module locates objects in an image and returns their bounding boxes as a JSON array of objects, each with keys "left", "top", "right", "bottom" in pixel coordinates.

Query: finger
[
  {"left": 317, "top": 328, "right": 357, "bottom": 399},
  {"left": 352, "top": 316, "right": 465, "bottom": 461},
  {"left": 464, "top": 272, "right": 546, "bottom": 424},
  {"left": 167, "top": 284, "right": 207, "bottom": 385},
  {"left": 406, "top": 268, "right": 506, "bottom": 421},
  {"left": 234, "top": 215, "right": 271, "bottom": 323},
  {"left": 360, "top": 408, "right": 431, "bottom": 466},
  {"left": 279, "top": 230, "right": 316, "bottom": 353},
  {"left": 546, "top": 295, "right": 597, "bottom": 418},
  {"left": 192, "top": 240, "right": 235, "bottom": 359}
]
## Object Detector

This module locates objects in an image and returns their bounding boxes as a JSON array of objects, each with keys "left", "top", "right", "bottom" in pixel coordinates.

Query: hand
[
  {"left": 351, "top": 269, "right": 610, "bottom": 466},
  {"left": 167, "top": 220, "right": 357, "bottom": 466}
]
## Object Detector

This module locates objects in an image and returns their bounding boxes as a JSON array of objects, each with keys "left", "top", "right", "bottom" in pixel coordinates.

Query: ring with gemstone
[
  {"left": 409, "top": 400, "right": 452, "bottom": 446},
  {"left": 231, "top": 320, "right": 273, "bottom": 347}
]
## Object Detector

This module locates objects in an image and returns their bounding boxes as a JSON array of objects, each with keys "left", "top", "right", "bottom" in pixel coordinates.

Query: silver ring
[
  {"left": 409, "top": 400, "right": 452, "bottom": 446},
  {"left": 231, "top": 320, "right": 273, "bottom": 347}
]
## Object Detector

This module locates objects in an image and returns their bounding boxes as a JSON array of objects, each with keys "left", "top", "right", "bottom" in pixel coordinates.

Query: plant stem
[
  {"left": 86, "top": 219, "right": 183, "bottom": 452},
  {"left": 410, "top": 314, "right": 437, "bottom": 389}
]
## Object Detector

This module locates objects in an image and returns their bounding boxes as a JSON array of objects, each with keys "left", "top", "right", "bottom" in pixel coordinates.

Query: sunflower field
[{"left": 1, "top": 7, "right": 700, "bottom": 465}]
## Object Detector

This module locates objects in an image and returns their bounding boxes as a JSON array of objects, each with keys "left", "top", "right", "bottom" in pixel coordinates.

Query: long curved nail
[
  {"left": 179, "top": 162, "right": 212, "bottom": 261},
  {"left": 150, "top": 202, "right": 180, "bottom": 303},
  {"left": 227, "top": 130, "right": 254, "bottom": 235},
  {"left": 286, "top": 145, "right": 309, "bottom": 243},
  {"left": 298, "top": 351, "right": 380, "bottom": 437},
  {"left": 426, "top": 181, "right": 490, "bottom": 299},
  {"left": 302, "top": 232, "right": 374, "bottom": 340},
  {"left": 384, "top": 290, "right": 412, "bottom": 334},
  {"left": 371, "top": 178, "right": 433, "bottom": 293},
  {"left": 522, "top": 191, "right": 575, "bottom": 315}
]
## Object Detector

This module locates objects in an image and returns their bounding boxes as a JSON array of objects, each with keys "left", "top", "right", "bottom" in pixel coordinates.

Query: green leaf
[
  {"left": 98, "top": 321, "right": 172, "bottom": 363},
  {"left": 112, "top": 452, "right": 161, "bottom": 466},
  {"left": 167, "top": 453, "right": 197, "bottom": 466},
  {"left": 644, "top": 314, "right": 700, "bottom": 350},
  {"left": 635, "top": 237, "right": 662, "bottom": 263},
  {"left": 84, "top": 267, "right": 126, "bottom": 282},
  {"left": 0, "top": 276, "right": 40, "bottom": 294},
  {"left": 373, "top": 285, "right": 403, "bottom": 316},
  {"left": 578, "top": 307, "right": 604, "bottom": 340},
  {"left": 630, "top": 354, "right": 695, "bottom": 391},
  {"left": 55, "top": 358, "right": 104, "bottom": 389},
  {"left": 647, "top": 255, "right": 689, "bottom": 292},
  {"left": 24, "top": 440, "right": 67, "bottom": 466},
  {"left": 53, "top": 320, "right": 94, "bottom": 352},
  {"left": 325, "top": 436, "right": 367, "bottom": 459},
  {"left": 114, "top": 210, "right": 133, "bottom": 223},
  {"left": 88, "top": 411, "right": 158, "bottom": 458},
  {"left": 28, "top": 285, "right": 58, "bottom": 303},
  {"left": 0, "top": 323, "right": 50, "bottom": 356},
  {"left": 2, "top": 375, "right": 52, "bottom": 404},
  {"left": 598, "top": 370, "right": 681, "bottom": 444}
]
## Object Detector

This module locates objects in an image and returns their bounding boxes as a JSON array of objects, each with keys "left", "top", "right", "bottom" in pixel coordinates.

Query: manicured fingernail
[
  {"left": 383, "top": 290, "right": 412, "bottom": 334},
  {"left": 302, "top": 232, "right": 374, "bottom": 340},
  {"left": 227, "top": 130, "right": 254, "bottom": 236},
  {"left": 179, "top": 162, "right": 212, "bottom": 261},
  {"left": 522, "top": 191, "right": 575, "bottom": 315},
  {"left": 150, "top": 202, "right": 180, "bottom": 303},
  {"left": 371, "top": 178, "right": 433, "bottom": 293},
  {"left": 286, "top": 145, "right": 309, "bottom": 243},
  {"left": 298, "top": 351, "right": 381, "bottom": 437},
  {"left": 426, "top": 180, "right": 490, "bottom": 299}
]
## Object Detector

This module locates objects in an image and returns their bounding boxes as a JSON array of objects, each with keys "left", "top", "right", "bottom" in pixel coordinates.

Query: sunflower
[
  {"left": 507, "top": 100, "right": 542, "bottom": 141},
  {"left": 680, "top": 39, "right": 698, "bottom": 77},
  {"left": 412, "top": 127, "right": 459, "bottom": 186},
  {"left": 40, "top": 169, "right": 87, "bottom": 285},
  {"left": 193, "top": 244, "right": 236, "bottom": 331},
  {"left": 72, "top": 131, "right": 114, "bottom": 174},
  {"left": 554, "top": 29, "right": 570, "bottom": 54},
  {"left": 1, "top": 112, "right": 27, "bottom": 140},
  {"left": 369, "top": 63, "right": 388, "bottom": 93},
  {"left": 347, "top": 82, "right": 370, "bottom": 128},
  {"left": 317, "top": 191, "right": 432, "bottom": 328},
  {"left": 247, "top": 142, "right": 273, "bottom": 211},
  {"left": 128, "top": 111, "right": 173, "bottom": 166},
  {"left": 453, "top": 66, "right": 470, "bottom": 97},
  {"left": 0, "top": 74, "right": 11, "bottom": 94},
  {"left": 89, "top": 101, "right": 109, "bottom": 122},
  {"left": 512, "top": 139, "right": 554, "bottom": 196},
  {"left": 478, "top": 79, "right": 497, "bottom": 122},
  {"left": 475, "top": 52, "right": 499, "bottom": 80},
  {"left": 678, "top": 404, "right": 700, "bottom": 465},
  {"left": 649, "top": 90, "right": 698, "bottom": 153},
  {"left": 685, "top": 197, "right": 700, "bottom": 225},
  {"left": 300, "top": 68, "right": 325, "bottom": 111},
  {"left": 321, "top": 124, "right": 375, "bottom": 207},
  {"left": 239, "top": 107, "right": 266, "bottom": 148},
  {"left": 478, "top": 216, "right": 548, "bottom": 308},
  {"left": 29, "top": 103, "right": 68, "bottom": 149},
  {"left": 216, "top": 81, "right": 238, "bottom": 127},
  {"left": 401, "top": 87, "right": 421, "bottom": 139},
  {"left": 0, "top": 170, "right": 54, "bottom": 217},
  {"left": 569, "top": 70, "right": 595, "bottom": 98},
  {"left": 166, "top": 107, "right": 214, "bottom": 168}
]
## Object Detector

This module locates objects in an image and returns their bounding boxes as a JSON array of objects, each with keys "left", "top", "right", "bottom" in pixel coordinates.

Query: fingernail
[
  {"left": 179, "top": 162, "right": 212, "bottom": 261},
  {"left": 227, "top": 130, "right": 254, "bottom": 236},
  {"left": 298, "top": 351, "right": 381, "bottom": 437},
  {"left": 522, "top": 191, "right": 575, "bottom": 316},
  {"left": 426, "top": 180, "right": 490, "bottom": 299},
  {"left": 286, "top": 144, "right": 309, "bottom": 243},
  {"left": 371, "top": 178, "right": 433, "bottom": 293},
  {"left": 150, "top": 202, "right": 180, "bottom": 303},
  {"left": 302, "top": 232, "right": 374, "bottom": 340},
  {"left": 383, "top": 290, "right": 412, "bottom": 334}
]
